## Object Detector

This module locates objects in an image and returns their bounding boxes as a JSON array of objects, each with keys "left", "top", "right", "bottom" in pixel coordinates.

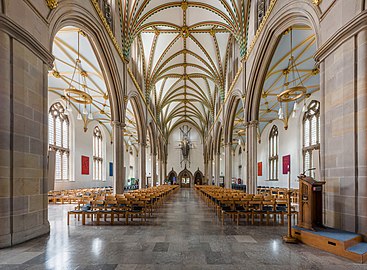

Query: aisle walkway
[{"left": 0, "top": 189, "right": 363, "bottom": 269}]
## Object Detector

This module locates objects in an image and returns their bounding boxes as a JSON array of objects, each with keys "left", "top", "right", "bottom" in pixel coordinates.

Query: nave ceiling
[
  {"left": 120, "top": 0, "right": 251, "bottom": 137},
  {"left": 48, "top": 1, "right": 320, "bottom": 151}
]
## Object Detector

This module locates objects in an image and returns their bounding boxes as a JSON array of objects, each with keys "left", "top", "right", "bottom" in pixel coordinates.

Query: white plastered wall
[
  {"left": 49, "top": 92, "right": 114, "bottom": 190},
  {"left": 256, "top": 92, "right": 320, "bottom": 189}
]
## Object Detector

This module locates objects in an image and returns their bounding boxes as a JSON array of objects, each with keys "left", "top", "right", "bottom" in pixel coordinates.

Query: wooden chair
[{"left": 220, "top": 200, "right": 238, "bottom": 225}]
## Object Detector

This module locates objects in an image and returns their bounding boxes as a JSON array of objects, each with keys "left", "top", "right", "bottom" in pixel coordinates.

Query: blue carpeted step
[
  {"left": 293, "top": 226, "right": 360, "bottom": 242},
  {"left": 347, "top": 242, "right": 367, "bottom": 255}
]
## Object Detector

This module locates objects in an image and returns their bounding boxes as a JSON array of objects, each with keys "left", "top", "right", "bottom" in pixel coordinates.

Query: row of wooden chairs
[
  {"left": 195, "top": 185, "right": 297, "bottom": 226},
  {"left": 257, "top": 186, "right": 299, "bottom": 204},
  {"left": 67, "top": 185, "right": 179, "bottom": 226},
  {"left": 48, "top": 187, "right": 113, "bottom": 204}
]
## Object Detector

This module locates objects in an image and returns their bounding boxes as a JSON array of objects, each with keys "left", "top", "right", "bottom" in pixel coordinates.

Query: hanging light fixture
[
  {"left": 277, "top": 27, "right": 307, "bottom": 120},
  {"left": 291, "top": 102, "right": 297, "bottom": 118},
  {"left": 63, "top": 29, "right": 93, "bottom": 120},
  {"left": 291, "top": 109, "right": 296, "bottom": 119},
  {"left": 77, "top": 104, "right": 82, "bottom": 121},
  {"left": 82, "top": 105, "right": 88, "bottom": 115}
]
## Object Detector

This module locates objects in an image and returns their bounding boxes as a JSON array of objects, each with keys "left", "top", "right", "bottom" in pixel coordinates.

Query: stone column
[
  {"left": 224, "top": 143, "right": 232, "bottom": 189},
  {"left": 113, "top": 121, "right": 125, "bottom": 194},
  {"left": 232, "top": 149, "right": 236, "bottom": 181},
  {"left": 208, "top": 158, "right": 213, "bottom": 185},
  {"left": 203, "top": 160, "right": 208, "bottom": 185},
  {"left": 138, "top": 142, "right": 146, "bottom": 189},
  {"left": 246, "top": 121, "right": 258, "bottom": 194},
  {"left": 158, "top": 159, "right": 163, "bottom": 185},
  {"left": 214, "top": 153, "right": 220, "bottom": 186},
  {"left": 151, "top": 154, "right": 157, "bottom": 186},
  {"left": 242, "top": 146, "right": 247, "bottom": 185},
  {"left": 134, "top": 151, "right": 139, "bottom": 179},
  {"left": 0, "top": 27, "right": 53, "bottom": 247},
  {"left": 163, "top": 160, "right": 167, "bottom": 183},
  {"left": 316, "top": 26, "right": 367, "bottom": 235}
]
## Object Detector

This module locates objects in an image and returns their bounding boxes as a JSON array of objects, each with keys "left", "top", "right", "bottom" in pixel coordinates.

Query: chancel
[{"left": 0, "top": 0, "right": 367, "bottom": 268}]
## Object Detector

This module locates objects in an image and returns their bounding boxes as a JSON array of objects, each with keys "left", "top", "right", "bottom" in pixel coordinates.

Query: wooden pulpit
[{"left": 298, "top": 174, "right": 325, "bottom": 230}]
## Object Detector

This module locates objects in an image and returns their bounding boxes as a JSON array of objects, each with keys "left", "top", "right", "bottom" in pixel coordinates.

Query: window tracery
[
  {"left": 303, "top": 100, "right": 320, "bottom": 177},
  {"left": 269, "top": 125, "right": 278, "bottom": 180},
  {"left": 93, "top": 126, "right": 104, "bottom": 181},
  {"left": 49, "top": 102, "right": 69, "bottom": 181}
]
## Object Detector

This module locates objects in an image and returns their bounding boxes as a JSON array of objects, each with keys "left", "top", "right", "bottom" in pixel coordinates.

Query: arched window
[
  {"left": 49, "top": 102, "right": 69, "bottom": 181},
  {"left": 93, "top": 126, "right": 103, "bottom": 181},
  {"left": 269, "top": 125, "right": 278, "bottom": 180},
  {"left": 303, "top": 100, "right": 320, "bottom": 177}
]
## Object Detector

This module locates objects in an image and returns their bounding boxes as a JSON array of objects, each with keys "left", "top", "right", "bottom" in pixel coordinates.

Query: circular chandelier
[
  {"left": 63, "top": 30, "right": 94, "bottom": 120},
  {"left": 276, "top": 28, "right": 308, "bottom": 120}
]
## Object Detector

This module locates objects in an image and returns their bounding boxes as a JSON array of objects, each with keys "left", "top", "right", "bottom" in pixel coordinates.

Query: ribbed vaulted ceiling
[{"left": 119, "top": 0, "right": 251, "bottom": 136}]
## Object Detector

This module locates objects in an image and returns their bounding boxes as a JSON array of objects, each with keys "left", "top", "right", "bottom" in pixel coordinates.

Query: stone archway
[
  {"left": 194, "top": 169, "right": 204, "bottom": 185},
  {"left": 168, "top": 168, "right": 178, "bottom": 185},
  {"left": 178, "top": 167, "right": 193, "bottom": 188}
]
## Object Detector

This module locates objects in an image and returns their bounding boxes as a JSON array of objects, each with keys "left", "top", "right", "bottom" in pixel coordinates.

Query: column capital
[
  {"left": 246, "top": 120, "right": 259, "bottom": 127},
  {"left": 112, "top": 121, "right": 126, "bottom": 128}
]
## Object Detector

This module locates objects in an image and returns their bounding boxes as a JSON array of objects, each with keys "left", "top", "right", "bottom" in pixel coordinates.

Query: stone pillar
[
  {"left": 0, "top": 27, "right": 53, "bottom": 247},
  {"left": 134, "top": 152, "right": 139, "bottom": 179},
  {"left": 224, "top": 143, "right": 232, "bottom": 189},
  {"left": 163, "top": 160, "right": 167, "bottom": 183},
  {"left": 203, "top": 160, "right": 208, "bottom": 185},
  {"left": 158, "top": 159, "right": 163, "bottom": 185},
  {"left": 113, "top": 121, "right": 125, "bottom": 194},
  {"left": 214, "top": 153, "right": 220, "bottom": 186},
  {"left": 242, "top": 146, "right": 247, "bottom": 185},
  {"left": 232, "top": 149, "right": 236, "bottom": 182},
  {"left": 316, "top": 26, "right": 367, "bottom": 236},
  {"left": 246, "top": 121, "right": 258, "bottom": 194},
  {"left": 138, "top": 142, "right": 146, "bottom": 189},
  {"left": 208, "top": 158, "right": 213, "bottom": 185},
  {"left": 151, "top": 154, "right": 157, "bottom": 186}
]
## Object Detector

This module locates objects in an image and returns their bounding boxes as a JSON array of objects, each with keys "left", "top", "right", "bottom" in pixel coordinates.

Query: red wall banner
[
  {"left": 282, "top": 155, "right": 291, "bottom": 174},
  {"left": 257, "top": 162, "right": 262, "bottom": 176},
  {"left": 81, "top": 155, "right": 89, "bottom": 175}
]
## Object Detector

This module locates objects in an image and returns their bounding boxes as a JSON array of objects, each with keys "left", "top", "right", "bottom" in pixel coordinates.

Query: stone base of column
[{"left": 0, "top": 222, "right": 50, "bottom": 248}]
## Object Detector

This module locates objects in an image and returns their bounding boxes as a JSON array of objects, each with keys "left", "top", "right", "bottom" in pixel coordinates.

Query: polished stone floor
[{"left": 0, "top": 189, "right": 366, "bottom": 269}]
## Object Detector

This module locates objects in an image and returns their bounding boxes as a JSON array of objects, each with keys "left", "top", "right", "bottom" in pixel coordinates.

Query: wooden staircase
[{"left": 292, "top": 226, "right": 367, "bottom": 263}]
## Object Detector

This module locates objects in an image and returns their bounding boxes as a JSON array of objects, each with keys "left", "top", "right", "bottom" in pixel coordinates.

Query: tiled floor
[{"left": 0, "top": 189, "right": 366, "bottom": 269}]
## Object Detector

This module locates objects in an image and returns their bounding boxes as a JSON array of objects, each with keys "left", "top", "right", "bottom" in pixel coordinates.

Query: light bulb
[
  {"left": 293, "top": 102, "right": 298, "bottom": 111},
  {"left": 64, "top": 109, "right": 69, "bottom": 115},
  {"left": 88, "top": 112, "right": 94, "bottom": 120},
  {"left": 278, "top": 111, "right": 284, "bottom": 120},
  {"left": 278, "top": 106, "right": 283, "bottom": 116},
  {"left": 77, "top": 113, "right": 82, "bottom": 120},
  {"left": 291, "top": 110, "right": 296, "bottom": 118},
  {"left": 82, "top": 106, "right": 88, "bottom": 115}
]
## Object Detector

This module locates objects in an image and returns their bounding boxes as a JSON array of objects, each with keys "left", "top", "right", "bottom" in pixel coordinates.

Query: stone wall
[
  {"left": 0, "top": 32, "right": 51, "bottom": 247},
  {"left": 318, "top": 23, "right": 367, "bottom": 238}
]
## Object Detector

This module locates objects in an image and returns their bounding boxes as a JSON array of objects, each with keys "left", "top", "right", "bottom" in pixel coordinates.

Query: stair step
[{"left": 347, "top": 243, "right": 367, "bottom": 255}]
